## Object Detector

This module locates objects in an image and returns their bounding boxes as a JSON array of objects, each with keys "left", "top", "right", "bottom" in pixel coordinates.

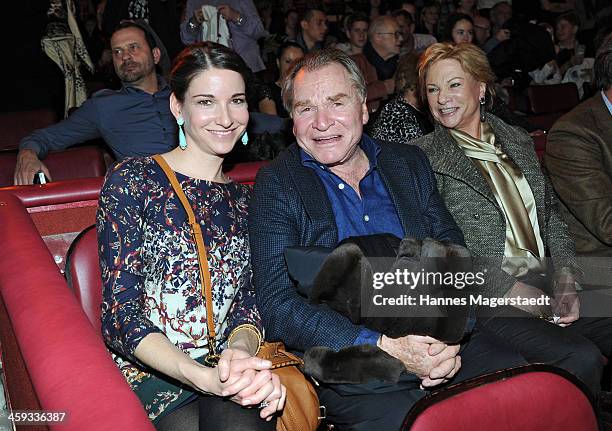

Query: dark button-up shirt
[
  {"left": 20, "top": 77, "right": 177, "bottom": 159},
  {"left": 301, "top": 134, "right": 405, "bottom": 346}
]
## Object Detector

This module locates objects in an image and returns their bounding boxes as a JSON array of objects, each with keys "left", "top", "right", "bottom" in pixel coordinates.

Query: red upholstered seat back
[
  {"left": 0, "top": 109, "right": 58, "bottom": 151},
  {"left": 526, "top": 83, "right": 580, "bottom": 131},
  {"left": 65, "top": 225, "right": 103, "bottom": 333},
  {"left": 527, "top": 83, "right": 579, "bottom": 114},
  {"left": 403, "top": 365, "right": 598, "bottom": 431},
  {"left": 0, "top": 146, "right": 108, "bottom": 187},
  {"left": 532, "top": 133, "right": 547, "bottom": 161},
  {"left": 224, "top": 160, "right": 269, "bottom": 185}
]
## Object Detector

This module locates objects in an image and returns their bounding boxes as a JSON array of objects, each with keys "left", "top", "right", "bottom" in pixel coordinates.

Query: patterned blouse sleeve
[
  {"left": 225, "top": 267, "right": 263, "bottom": 337},
  {"left": 97, "top": 159, "right": 164, "bottom": 361}
]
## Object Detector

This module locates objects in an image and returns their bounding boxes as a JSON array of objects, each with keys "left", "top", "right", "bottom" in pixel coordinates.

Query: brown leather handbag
[
  {"left": 257, "top": 341, "right": 321, "bottom": 431},
  {"left": 153, "top": 155, "right": 322, "bottom": 431}
]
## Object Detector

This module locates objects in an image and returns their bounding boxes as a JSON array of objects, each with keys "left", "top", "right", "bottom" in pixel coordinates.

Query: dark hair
[
  {"left": 301, "top": 7, "right": 326, "bottom": 23},
  {"left": 285, "top": 9, "right": 298, "bottom": 20},
  {"left": 594, "top": 32, "right": 612, "bottom": 91},
  {"left": 392, "top": 9, "right": 413, "bottom": 25},
  {"left": 276, "top": 41, "right": 305, "bottom": 60},
  {"left": 170, "top": 42, "right": 250, "bottom": 103},
  {"left": 346, "top": 12, "right": 369, "bottom": 31},
  {"left": 443, "top": 13, "right": 474, "bottom": 42},
  {"left": 394, "top": 51, "right": 420, "bottom": 94},
  {"left": 556, "top": 12, "right": 579, "bottom": 29},
  {"left": 113, "top": 20, "right": 157, "bottom": 50}
]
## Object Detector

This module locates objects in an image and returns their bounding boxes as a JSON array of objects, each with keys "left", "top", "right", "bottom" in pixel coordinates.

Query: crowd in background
[{"left": 5, "top": 0, "right": 612, "bottom": 162}]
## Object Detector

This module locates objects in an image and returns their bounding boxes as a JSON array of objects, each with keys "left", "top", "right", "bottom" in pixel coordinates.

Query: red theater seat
[
  {"left": 0, "top": 109, "right": 58, "bottom": 151},
  {"left": 531, "top": 133, "right": 547, "bottom": 161},
  {"left": 224, "top": 160, "right": 269, "bottom": 185},
  {"left": 403, "top": 365, "right": 598, "bottom": 431},
  {"left": 65, "top": 223, "right": 600, "bottom": 431},
  {"left": 0, "top": 191, "right": 153, "bottom": 431},
  {"left": 0, "top": 146, "right": 108, "bottom": 187},
  {"left": 66, "top": 225, "right": 103, "bottom": 333}
]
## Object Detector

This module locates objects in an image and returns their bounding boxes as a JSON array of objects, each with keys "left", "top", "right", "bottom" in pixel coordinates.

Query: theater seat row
[{"left": 0, "top": 162, "right": 600, "bottom": 430}]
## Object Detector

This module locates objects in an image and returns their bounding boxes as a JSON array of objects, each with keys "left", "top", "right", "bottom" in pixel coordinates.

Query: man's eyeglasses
[{"left": 377, "top": 31, "right": 403, "bottom": 39}]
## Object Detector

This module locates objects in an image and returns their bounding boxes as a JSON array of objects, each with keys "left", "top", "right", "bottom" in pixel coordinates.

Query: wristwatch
[
  {"left": 188, "top": 17, "right": 199, "bottom": 30},
  {"left": 235, "top": 14, "right": 244, "bottom": 26}
]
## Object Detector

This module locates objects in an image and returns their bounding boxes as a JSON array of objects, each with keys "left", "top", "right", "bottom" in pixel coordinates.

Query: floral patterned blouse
[{"left": 97, "top": 157, "right": 261, "bottom": 420}]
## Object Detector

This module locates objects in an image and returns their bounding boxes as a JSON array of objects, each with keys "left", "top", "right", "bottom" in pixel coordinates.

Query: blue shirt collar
[
  {"left": 602, "top": 90, "right": 612, "bottom": 116},
  {"left": 300, "top": 133, "right": 381, "bottom": 173},
  {"left": 122, "top": 75, "right": 170, "bottom": 94}
]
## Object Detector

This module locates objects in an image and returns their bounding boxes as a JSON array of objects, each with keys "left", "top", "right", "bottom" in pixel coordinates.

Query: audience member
[
  {"left": 488, "top": 18, "right": 557, "bottom": 90},
  {"left": 455, "top": 0, "right": 478, "bottom": 17},
  {"left": 295, "top": 8, "right": 328, "bottom": 53},
  {"left": 367, "top": 0, "right": 385, "bottom": 21},
  {"left": 393, "top": 9, "right": 438, "bottom": 54},
  {"left": 400, "top": 0, "right": 417, "bottom": 20},
  {"left": 257, "top": 2, "right": 273, "bottom": 34},
  {"left": 282, "top": 9, "right": 300, "bottom": 40},
  {"left": 97, "top": 41, "right": 285, "bottom": 430},
  {"left": 14, "top": 21, "right": 176, "bottom": 185},
  {"left": 477, "top": 0, "right": 510, "bottom": 12},
  {"left": 249, "top": 48, "right": 527, "bottom": 431},
  {"left": 540, "top": 0, "right": 576, "bottom": 24},
  {"left": 270, "top": 42, "right": 304, "bottom": 118},
  {"left": 371, "top": 52, "right": 433, "bottom": 142},
  {"left": 102, "top": 0, "right": 183, "bottom": 61},
  {"left": 417, "top": 2, "right": 441, "bottom": 38},
  {"left": 483, "top": 1, "right": 512, "bottom": 53},
  {"left": 443, "top": 13, "right": 475, "bottom": 44},
  {"left": 244, "top": 70, "right": 277, "bottom": 116},
  {"left": 393, "top": 9, "right": 415, "bottom": 53},
  {"left": 555, "top": 13, "right": 586, "bottom": 76},
  {"left": 335, "top": 13, "right": 369, "bottom": 56},
  {"left": 352, "top": 16, "right": 403, "bottom": 112},
  {"left": 545, "top": 33, "right": 612, "bottom": 257},
  {"left": 473, "top": 15, "right": 492, "bottom": 46},
  {"left": 413, "top": 42, "right": 612, "bottom": 400},
  {"left": 180, "top": 0, "right": 267, "bottom": 73}
]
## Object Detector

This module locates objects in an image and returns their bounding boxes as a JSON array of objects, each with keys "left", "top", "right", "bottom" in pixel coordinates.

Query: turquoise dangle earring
[
  {"left": 177, "top": 116, "right": 187, "bottom": 150},
  {"left": 241, "top": 130, "right": 248, "bottom": 146}
]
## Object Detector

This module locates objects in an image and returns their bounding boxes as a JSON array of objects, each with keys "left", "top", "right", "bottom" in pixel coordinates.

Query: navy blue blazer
[{"left": 249, "top": 140, "right": 464, "bottom": 352}]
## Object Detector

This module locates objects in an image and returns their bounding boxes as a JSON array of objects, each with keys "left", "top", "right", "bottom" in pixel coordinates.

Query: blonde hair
[{"left": 417, "top": 42, "right": 496, "bottom": 105}]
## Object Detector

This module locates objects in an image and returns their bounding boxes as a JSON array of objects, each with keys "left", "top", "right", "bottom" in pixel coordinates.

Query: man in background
[{"left": 14, "top": 21, "right": 176, "bottom": 185}]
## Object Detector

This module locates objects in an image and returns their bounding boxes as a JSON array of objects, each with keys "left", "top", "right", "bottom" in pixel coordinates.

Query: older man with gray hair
[
  {"left": 351, "top": 15, "right": 403, "bottom": 112},
  {"left": 249, "top": 48, "right": 526, "bottom": 429}
]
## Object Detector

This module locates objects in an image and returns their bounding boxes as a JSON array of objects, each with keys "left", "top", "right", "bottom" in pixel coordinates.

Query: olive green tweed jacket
[{"left": 411, "top": 113, "right": 577, "bottom": 297}]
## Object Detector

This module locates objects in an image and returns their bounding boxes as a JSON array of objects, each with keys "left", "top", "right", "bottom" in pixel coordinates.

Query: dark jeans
[
  {"left": 477, "top": 290, "right": 612, "bottom": 396},
  {"left": 155, "top": 395, "right": 275, "bottom": 431},
  {"left": 316, "top": 326, "right": 528, "bottom": 431}
]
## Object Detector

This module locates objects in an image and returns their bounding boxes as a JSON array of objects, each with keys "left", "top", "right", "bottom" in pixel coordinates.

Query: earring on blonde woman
[{"left": 479, "top": 96, "right": 486, "bottom": 122}]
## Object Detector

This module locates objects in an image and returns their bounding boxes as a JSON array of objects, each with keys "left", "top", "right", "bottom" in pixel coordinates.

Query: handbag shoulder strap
[{"left": 152, "top": 155, "right": 216, "bottom": 341}]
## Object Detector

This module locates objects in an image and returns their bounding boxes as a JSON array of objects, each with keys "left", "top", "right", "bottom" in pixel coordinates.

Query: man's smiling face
[{"left": 291, "top": 63, "right": 368, "bottom": 167}]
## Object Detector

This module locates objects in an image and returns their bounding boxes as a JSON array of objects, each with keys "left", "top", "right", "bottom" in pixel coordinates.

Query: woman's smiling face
[{"left": 425, "top": 58, "right": 485, "bottom": 137}]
